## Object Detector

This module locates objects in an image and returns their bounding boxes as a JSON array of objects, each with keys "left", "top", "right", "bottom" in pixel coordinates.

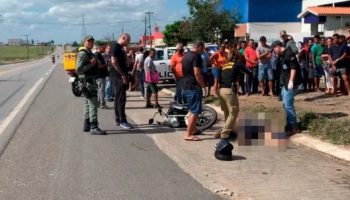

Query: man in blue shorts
[{"left": 181, "top": 42, "right": 207, "bottom": 141}]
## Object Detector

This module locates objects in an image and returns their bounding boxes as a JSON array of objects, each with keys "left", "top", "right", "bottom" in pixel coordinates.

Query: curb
[
  {"left": 0, "top": 64, "right": 56, "bottom": 156},
  {"left": 160, "top": 88, "right": 350, "bottom": 163}
]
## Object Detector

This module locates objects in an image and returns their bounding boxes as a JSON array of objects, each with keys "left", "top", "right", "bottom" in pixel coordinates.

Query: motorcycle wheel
[
  {"left": 185, "top": 105, "right": 217, "bottom": 130},
  {"left": 71, "top": 80, "right": 82, "bottom": 97}
]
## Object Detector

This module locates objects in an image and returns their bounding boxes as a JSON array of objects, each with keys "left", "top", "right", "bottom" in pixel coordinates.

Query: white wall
[
  {"left": 247, "top": 22, "right": 308, "bottom": 43},
  {"left": 302, "top": 0, "right": 349, "bottom": 9}
]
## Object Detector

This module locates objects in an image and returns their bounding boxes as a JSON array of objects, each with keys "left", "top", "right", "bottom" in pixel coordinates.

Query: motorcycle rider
[
  {"left": 76, "top": 35, "right": 106, "bottom": 135},
  {"left": 51, "top": 54, "right": 55, "bottom": 64}
]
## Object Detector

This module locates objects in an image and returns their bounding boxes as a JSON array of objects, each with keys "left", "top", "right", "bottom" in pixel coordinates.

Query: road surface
[{"left": 0, "top": 54, "right": 221, "bottom": 199}]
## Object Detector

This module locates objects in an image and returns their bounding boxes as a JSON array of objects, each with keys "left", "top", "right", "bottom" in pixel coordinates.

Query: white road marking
[{"left": 0, "top": 66, "right": 55, "bottom": 136}]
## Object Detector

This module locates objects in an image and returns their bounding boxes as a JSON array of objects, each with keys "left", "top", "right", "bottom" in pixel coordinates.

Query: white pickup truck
[{"left": 153, "top": 47, "right": 177, "bottom": 82}]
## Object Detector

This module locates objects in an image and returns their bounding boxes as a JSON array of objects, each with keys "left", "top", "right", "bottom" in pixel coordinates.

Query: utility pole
[
  {"left": 24, "top": 34, "right": 29, "bottom": 60},
  {"left": 81, "top": 15, "right": 87, "bottom": 41},
  {"left": 121, "top": 26, "right": 124, "bottom": 34},
  {"left": 112, "top": 33, "right": 115, "bottom": 41},
  {"left": 144, "top": 15, "right": 147, "bottom": 46},
  {"left": 145, "top": 11, "right": 153, "bottom": 48}
]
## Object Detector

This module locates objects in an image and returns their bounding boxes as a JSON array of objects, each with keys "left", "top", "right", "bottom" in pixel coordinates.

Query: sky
[{"left": 0, "top": 0, "right": 189, "bottom": 44}]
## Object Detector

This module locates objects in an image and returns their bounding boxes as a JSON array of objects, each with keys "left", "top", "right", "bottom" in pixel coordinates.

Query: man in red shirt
[
  {"left": 170, "top": 44, "right": 185, "bottom": 103},
  {"left": 244, "top": 39, "right": 259, "bottom": 95}
]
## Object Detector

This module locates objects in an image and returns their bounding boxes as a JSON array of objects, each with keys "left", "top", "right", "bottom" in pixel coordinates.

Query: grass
[
  {"left": 0, "top": 45, "right": 53, "bottom": 65},
  {"left": 203, "top": 97, "right": 350, "bottom": 145},
  {"left": 297, "top": 111, "right": 350, "bottom": 145}
]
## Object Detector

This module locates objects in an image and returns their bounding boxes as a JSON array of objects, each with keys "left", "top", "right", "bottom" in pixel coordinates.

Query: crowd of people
[{"left": 75, "top": 30, "right": 350, "bottom": 141}]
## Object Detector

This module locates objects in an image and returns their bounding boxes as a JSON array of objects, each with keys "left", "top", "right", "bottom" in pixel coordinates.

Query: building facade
[{"left": 223, "top": 0, "right": 350, "bottom": 42}]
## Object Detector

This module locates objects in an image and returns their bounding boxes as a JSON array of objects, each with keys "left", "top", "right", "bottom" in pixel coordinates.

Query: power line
[{"left": 24, "top": 34, "right": 29, "bottom": 60}]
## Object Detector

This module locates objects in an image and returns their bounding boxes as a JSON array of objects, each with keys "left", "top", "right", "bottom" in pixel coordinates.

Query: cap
[
  {"left": 271, "top": 40, "right": 283, "bottom": 49},
  {"left": 280, "top": 30, "right": 287, "bottom": 37},
  {"left": 84, "top": 35, "right": 94, "bottom": 42}
]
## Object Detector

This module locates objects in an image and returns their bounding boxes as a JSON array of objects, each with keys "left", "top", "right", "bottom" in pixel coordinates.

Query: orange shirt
[
  {"left": 244, "top": 47, "right": 258, "bottom": 68},
  {"left": 211, "top": 51, "right": 227, "bottom": 68},
  {"left": 170, "top": 52, "right": 184, "bottom": 78}
]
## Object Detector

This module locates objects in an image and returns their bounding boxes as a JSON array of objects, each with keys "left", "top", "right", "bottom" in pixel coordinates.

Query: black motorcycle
[{"left": 149, "top": 102, "right": 217, "bottom": 130}]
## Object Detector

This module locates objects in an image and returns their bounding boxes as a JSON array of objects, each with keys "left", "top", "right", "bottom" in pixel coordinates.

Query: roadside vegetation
[{"left": 0, "top": 45, "right": 53, "bottom": 65}]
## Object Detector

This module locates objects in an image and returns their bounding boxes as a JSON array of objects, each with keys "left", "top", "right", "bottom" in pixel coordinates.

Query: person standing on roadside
[
  {"left": 94, "top": 42, "right": 109, "bottom": 109},
  {"left": 76, "top": 35, "right": 106, "bottom": 135},
  {"left": 144, "top": 48, "right": 161, "bottom": 108},
  {"left": 210, "top": 44, "right": 227, "bottom": 97},
  {"left": 215, "top": 53, "right": 251, "bottom": 139},
  {"left": 133, "top": 47, "right": 145, "bottom": 98},
  {"left": 256, "top": 36, "right": 273, "bottom": 96},
  {"left": 170, "top": 44, "right": 185, "bottom": 104},
  {"left": 329, "top": 33, "right": 350, "bottom": 95},
  {"left": 110, "top": 33, "right": 133, "bottom": 129},
  {"left": 311, "top": 35, "right": 325, "bottom": 92},
  {"left": 182, "top": 42, "right": 207, "bottom": 141},
  {"left": 201, "top": 46, "right": 213, "bottom": 97},
  {"left": 244, "top": 39, "right": 258, "bottom": 96},
  {"left": 272, "top": 40, "right": 301, "bottom": 137},
  {"left": 103, "top": 44, "right": 114, "bottom": 102}
]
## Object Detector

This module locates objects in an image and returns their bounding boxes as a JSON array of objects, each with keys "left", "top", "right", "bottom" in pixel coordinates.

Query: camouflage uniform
[{"left": 76, "top": 38, "right": 106, "bottom": 135}]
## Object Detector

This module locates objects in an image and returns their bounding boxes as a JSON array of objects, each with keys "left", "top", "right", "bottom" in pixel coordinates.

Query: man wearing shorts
[
  {"left": 256, "top": 36, "right": 273, "bottom": 96},
  {"left": 311, "top": 35, "right": 325, "bottom": 91},
  {"left": 329, "top": 34, "right": 350, "bottom": 95},
  {"left": 182, "top": 42, "right": 206, "bottom": 141}
]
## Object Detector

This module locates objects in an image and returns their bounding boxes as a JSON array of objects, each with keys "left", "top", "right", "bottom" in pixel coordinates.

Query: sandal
[{"left": 184, "top": 136, "right": 202, "bottom": 141}]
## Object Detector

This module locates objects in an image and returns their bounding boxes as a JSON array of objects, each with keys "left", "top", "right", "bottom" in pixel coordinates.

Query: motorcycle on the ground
[
  {"left": 63, "top": 52, "right": 82, "bottom": 97},
  {"left": 149, "top": 102, "right": 217, "bottom": 130}
]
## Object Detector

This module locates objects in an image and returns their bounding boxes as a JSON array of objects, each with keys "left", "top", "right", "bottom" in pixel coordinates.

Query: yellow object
[{"left": 63, "top": 53, "right": 77, "bottom": 71}]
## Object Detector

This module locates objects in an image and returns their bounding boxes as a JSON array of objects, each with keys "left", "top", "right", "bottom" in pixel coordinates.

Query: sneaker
[
  {"left": 100, "top": 105, "right": 109, "bottom": 109},
  {"left": 90, "top": 127, "right": 107, "bottom": 135},
  {"left": 120, "top": 122, "right": 133, "bottom": 129}
]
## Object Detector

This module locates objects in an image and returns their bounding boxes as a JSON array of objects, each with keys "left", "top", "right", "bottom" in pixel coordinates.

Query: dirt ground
[{"left": 238, "top": 91, "right": 350, "bottom": 120}]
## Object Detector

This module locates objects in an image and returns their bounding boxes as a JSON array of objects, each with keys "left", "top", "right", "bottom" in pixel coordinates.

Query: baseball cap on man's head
[
  {"left": 84, "top": 35, "right": 94, "bottom": 42},
  {"left": 280, "top": 30, "right": 287, "bottom": 37},
  {"left": 271, "top": 40, "right": 283, "bottom": 49}
]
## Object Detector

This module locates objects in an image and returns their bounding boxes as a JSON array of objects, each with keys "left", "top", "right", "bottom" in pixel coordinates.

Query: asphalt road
[{"left": 0, "top": 57, "right": 221, "bottom": 199}]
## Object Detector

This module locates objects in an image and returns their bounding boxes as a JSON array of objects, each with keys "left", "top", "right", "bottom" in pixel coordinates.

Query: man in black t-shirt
[
  {"left": 181, "top": 41, "right": 206, "bottom": 141},
  {"left": 110, "top": 33, "right": 132, "bottom": 129},
  {"left": 329, "top": 33, "right": 350, "bottom": 95},
  {"left": 272, "top": 40, "right": 301, "bottom": 137}
]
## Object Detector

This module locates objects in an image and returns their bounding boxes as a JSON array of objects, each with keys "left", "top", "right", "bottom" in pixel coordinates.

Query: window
[
  {"left": 155, "top": 50, "right": 164, "bottom": 61},
  {"left": 167, "top": 49, "right": 176, "bottom": 59}
]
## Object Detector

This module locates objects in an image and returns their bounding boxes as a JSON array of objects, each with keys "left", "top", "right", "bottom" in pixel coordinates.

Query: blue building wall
[{"left": 222, "top": 0, "right": 302, "bottom": 23}]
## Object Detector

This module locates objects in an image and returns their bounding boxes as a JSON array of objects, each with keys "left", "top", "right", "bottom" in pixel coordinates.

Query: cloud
[{"left": 0, "top": 0, "right": 188, "bottom": 43}]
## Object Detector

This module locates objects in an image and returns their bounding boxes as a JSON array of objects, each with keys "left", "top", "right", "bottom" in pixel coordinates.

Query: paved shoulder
[{"left": 0, "top": 66, "right": 221, "bottom": 200}]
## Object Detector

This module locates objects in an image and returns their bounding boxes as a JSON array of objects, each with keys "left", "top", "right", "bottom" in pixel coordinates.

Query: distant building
[
  {"left": 299, "top": 0, "right": 350, "bottom": 36},
  {"left": 8, "top": 38, "right": 25, "bottom": 46},
  {"left": 140, "top": 24, "right": 165, "bottom": 47},
  {"left": 223, "top": 0, "right": 350, "bottom": 42},
  {"left": 223, "top": 0, "right": 302, "bottom": 42},
  {"left": 0, "top": 42, "right": 4, "bottom": 46}
]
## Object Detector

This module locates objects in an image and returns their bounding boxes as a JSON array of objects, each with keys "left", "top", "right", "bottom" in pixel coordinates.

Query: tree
[
  {"left": 72, "top": 41, "right": 78, "bottom": 47},
  {"left": 163, "top": 21, "right": 192, "bottom": 46},
  {"left": 187, "top": 0, "right": 238, "bottom": 43}
]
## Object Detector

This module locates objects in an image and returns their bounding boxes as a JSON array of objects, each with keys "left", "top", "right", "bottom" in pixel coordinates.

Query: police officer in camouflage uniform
[{"left": 76, "top": 35, "right": 106, "bottom": 135}]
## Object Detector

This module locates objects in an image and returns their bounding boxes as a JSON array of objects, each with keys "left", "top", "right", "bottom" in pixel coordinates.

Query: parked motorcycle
[
  {"left": 149, "top": 102, "right": 217, "bottom": 130},
  {"left": 64, "top": 52, "right": 82, "bottom": 97}
]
